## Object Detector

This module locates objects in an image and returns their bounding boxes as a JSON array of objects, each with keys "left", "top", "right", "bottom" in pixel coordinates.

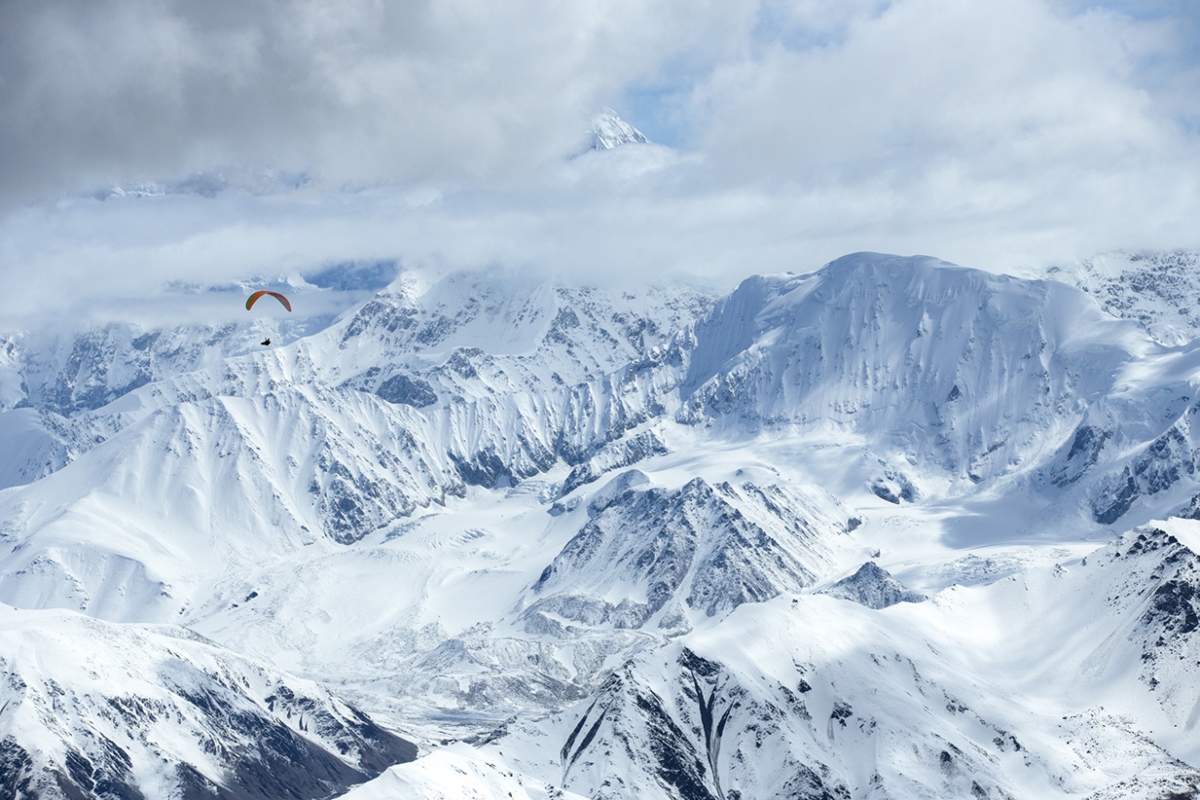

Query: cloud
[
  {"left": 0, "top": 0, "right": 756, "bottom": 207},
  {"left": 1, "top": 0, "right": 1199, "bottom": 328},
  {"left": 694, "top": 0, "right": 1194, "bottom": 178},
  {"left": 673, "top": 0, "right": 1200, "bottom": 261}
]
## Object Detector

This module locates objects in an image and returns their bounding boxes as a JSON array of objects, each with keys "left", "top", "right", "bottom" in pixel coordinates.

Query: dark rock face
[
  {"left": 1095, "top": 527, "right": 1200, "bottom": 713},
  {"left": 309, "top": 448, "right": 420, "bottom": 544},
  {"left": 0, "top": 738, "right": 36, "bottom": 800},
  {"left": 560, "top": 660, "right": 724, "bottom": 800},
  {"left": 1134, "top": 428, "right": 1195, "bottom": 494},
  {"left": 1066, "top": 250, "right": 1200, "bottom": 345},
  {"left": 374, "top": 373, "right": 437, "bottom": 408},
  {"left": 820, "top": 562, "right": 925, "bottom": 610},
  {"left": 1051, "top": 424, "right": 1111, "bottom": 488},
  {"left": 1092, "top": 426, "right": 1197, "bottom": 524},
  {"left": 1177, "top": 492, "right": 1200, "bottom": 520},
  {"left": 1128, "top": 530, "right": 1200, "bottom": 641},
  {"left": 24, "top": 330, "right": 155, "bottom": 415},
  {"left": 341, "top": 298, "right": 420, "bottom": 343},
  {"left": 1147, "top": 579, "right": 1199, "bottom": 635},
  {"left": 1094, "top": 469, "right": 1139, "bottom": 524},
  {"left": 870, "top": 473, "right": 917, "bottom": 505}
]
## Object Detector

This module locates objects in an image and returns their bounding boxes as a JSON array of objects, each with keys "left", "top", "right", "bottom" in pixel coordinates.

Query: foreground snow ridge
[{"left": 2, "top": 252, "right": 1200, "bottom": 798}]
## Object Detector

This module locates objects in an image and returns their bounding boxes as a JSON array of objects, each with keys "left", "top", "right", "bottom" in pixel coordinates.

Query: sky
[{"left": 2, "top": 0, "right": 1199, "bottom": 324}]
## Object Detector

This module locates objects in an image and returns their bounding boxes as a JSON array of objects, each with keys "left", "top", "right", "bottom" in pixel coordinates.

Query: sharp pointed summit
[{"left": 587, "top": 107, "right": 650, "bottom": 151}]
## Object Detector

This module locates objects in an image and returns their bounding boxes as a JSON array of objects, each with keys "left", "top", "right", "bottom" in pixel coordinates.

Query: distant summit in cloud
[
  {"left": 587, "top": 108, "right": 651, "bottom": 151},
  {"left": 94, "top": 167, "right": 312, "bottom": 201}
]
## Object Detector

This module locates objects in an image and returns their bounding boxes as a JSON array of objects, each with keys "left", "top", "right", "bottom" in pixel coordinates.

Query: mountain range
[{"left": 2, "top": 248, "right": 1200, "bottom": 798}]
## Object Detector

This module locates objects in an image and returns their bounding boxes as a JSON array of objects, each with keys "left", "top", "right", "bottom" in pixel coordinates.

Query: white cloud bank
[{"left": 1, "top": 0, "right": 1198, "bottom": 324}]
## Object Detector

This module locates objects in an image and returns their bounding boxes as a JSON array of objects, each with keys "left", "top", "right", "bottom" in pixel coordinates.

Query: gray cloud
[{"left": 0, "top": 0, "right": 754, "bottom": 206}]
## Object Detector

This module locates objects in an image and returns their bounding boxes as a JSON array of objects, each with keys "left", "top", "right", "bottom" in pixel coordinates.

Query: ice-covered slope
[
  {"left": 0, "top": 255, "right": 1170, "bottom": 644},
  {"left": 0, "top": 383, "right": 475, "bottom": 620},
  {"left": 3, "top": 253, "right": 1159, "bottom": 517},
  {"left": 0, "top": 272, "right": 717, "bottom": 627}
]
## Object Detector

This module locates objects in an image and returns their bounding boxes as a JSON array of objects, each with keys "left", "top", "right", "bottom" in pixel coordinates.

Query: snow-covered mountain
[
  {"left": 0, "top": 605, "right": 415, "bottom": 799},
  {"left": 2, "top": 250, "right": 1200, "bottom": 798},
  {"left": 1045, "top": 250, "right": 1200, "bottom": 347},
  {"left": 586, "top": 108, "right": 651, "bottom": 151}
]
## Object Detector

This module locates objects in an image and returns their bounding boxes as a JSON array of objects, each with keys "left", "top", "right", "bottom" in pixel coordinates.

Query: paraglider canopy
[{"left": 246, "top": 290, "right": 292, "bottom": 312}]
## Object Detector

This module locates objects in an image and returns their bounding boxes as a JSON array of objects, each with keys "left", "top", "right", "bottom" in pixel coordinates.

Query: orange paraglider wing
[{"left": 245, "top": 290, "right": 292, "bottom": 312}]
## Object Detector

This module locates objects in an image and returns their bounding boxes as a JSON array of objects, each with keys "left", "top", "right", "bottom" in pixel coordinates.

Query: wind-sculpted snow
[{"left": 0, "top": 605, "right": 415, "bottom": 800}]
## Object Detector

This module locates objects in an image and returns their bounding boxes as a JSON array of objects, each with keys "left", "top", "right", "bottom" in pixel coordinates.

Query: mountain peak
[
  {"left": 820, "top": 561, "right": 925, "bottom": 609},
  {"left": 587, "top": 108, "right": 650, "bottom": 150}
]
